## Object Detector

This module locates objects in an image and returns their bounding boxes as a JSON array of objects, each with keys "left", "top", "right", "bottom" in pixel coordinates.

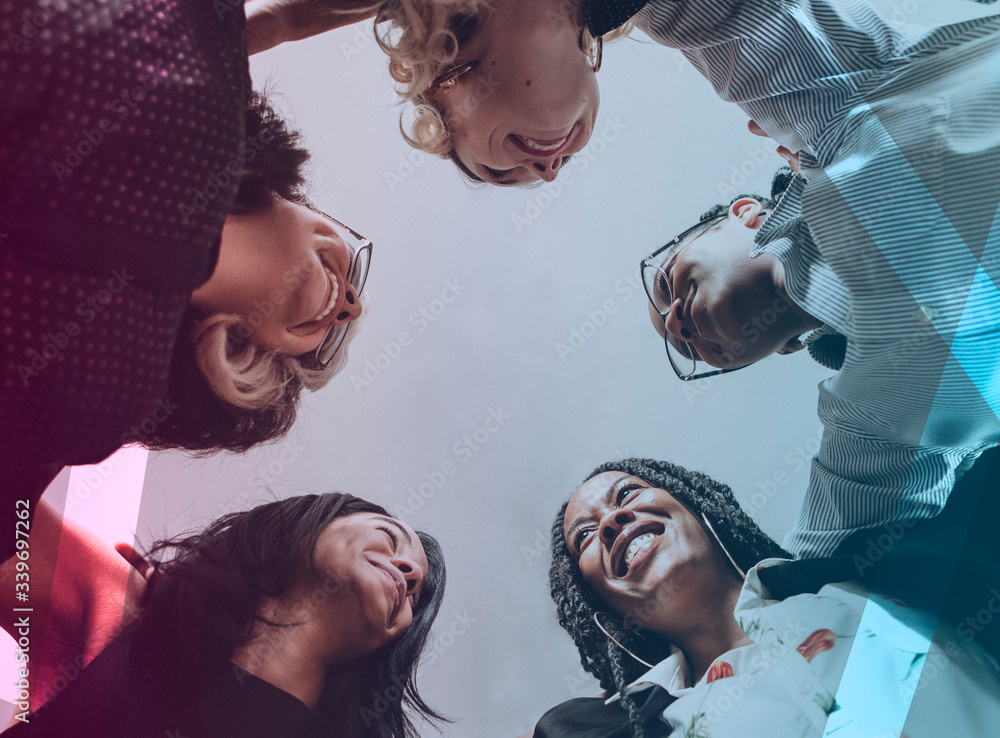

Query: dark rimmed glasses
[
  {"left": 427, "top": 60, "right": 480, "bottom": 92},
  {"left": 425, "top": 37, "right": 602, "bottom": 93},
  {"left": 640, "top": 214, "right": 747, "bottom": 381},
  {"left": 313, "top": 212, "right": 372, "bottom": 368}
]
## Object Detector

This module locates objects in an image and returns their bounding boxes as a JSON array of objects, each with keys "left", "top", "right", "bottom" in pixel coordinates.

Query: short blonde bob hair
[{"left": 143, "top": 93, "right": 361, "bottom": 454}]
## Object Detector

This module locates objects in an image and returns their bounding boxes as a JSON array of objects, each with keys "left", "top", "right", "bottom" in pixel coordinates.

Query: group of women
[{"left": 3, "top": 0, "right": 1000, "bottom": 735}]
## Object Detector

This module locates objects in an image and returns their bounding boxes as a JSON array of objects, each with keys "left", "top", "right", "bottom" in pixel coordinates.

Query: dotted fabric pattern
[
  {"left": 581, "top": 0, "right": 648, "bottom": 36},
  {"left": 1, "top": 252, "right": 188, "bottom": 499},
  {"left": 0, "top": 0, "right": 249, "bottom": 289},
  {"left": 0, "top": 0, "right": 250, "bottom": 547}
]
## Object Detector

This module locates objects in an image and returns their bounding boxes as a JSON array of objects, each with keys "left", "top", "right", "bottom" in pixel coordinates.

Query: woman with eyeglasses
[
  {"left": 1, "top": 0, "right": 372, "bottom": 557},
  {"left": 529, "top": 458, "right": 1000, "bottom": 738},
  {"left": 0, "top": 492, "right": 446, "bottom": 738}
]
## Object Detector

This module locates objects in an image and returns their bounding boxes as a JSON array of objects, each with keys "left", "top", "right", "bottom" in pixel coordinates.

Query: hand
[
  {"left": 114, "top": 541, "right": 161, "bottom": 626},
  {"left": 245, "top": 0, "right": 379, "bottom": 55},
  {"left": 747, "top": 119, "right": 801, "bottom": 173}
]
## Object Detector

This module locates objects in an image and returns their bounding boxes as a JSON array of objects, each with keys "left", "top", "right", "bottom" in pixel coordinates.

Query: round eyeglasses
[
  {"left": 640, "top": 214, "right": 747, "bottom": 381},
  {"left": 313, "top": 213, "right": 372, "bottom": 368}
]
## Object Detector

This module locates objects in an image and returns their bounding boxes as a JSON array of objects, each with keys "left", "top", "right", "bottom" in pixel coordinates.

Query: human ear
[
  {"left": 648, "top": 301, "right": 667, "bottom": 338},
  {"left": 728, "top": 198, "right": 764, "bottom": 228},
  {"left": 776, "top": 337, "right": 805, "bottom": 355}
]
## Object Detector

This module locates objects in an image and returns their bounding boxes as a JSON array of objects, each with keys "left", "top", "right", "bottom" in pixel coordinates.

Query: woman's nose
[
  {"left": 599, "top": 509, "right": 634, "bottom": 546},
  {"left": 531, "top": 156, "right": 562, "bottom": 182},
  {"left": 663, "top": 297, "right": 695, "bottom": 344},
  {"left": 393, "top": 557, "right": 424, "bottom": 599},
  {"left": 331, "top": 283, "right": 363, "bottom": 324}
]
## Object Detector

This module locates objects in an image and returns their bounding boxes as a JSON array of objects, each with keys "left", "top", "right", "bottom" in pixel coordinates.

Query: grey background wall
[{"left": 4, "top": 0, "right": 995, "bottom": 734}]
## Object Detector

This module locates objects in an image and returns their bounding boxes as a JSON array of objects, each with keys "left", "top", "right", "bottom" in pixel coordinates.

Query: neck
[
  {"left": 231, "top": 620, "right": 329, "bottom": 709},
  {"left": 771, "top": 260, "right": 823, "bottom": 337},
  {"left": 669, "top": 578, "right": 749, "bottom": 683}
]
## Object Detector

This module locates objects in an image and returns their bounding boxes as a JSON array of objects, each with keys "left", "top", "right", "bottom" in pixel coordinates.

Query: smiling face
[
  {"left": 190, "top": 196, "right": 363, "bottom": 356},
  {"left": 647, "top": 199, "right": 819, "bottom": 369},
  {"left": 305, "top": 512, "right": 429, "bottom": 662},
  {"left": 437, "top": 0, "right": 600, "bottom": 186},
  {"left": 563, "top": 472, "right": 740, "bottom": 636}
]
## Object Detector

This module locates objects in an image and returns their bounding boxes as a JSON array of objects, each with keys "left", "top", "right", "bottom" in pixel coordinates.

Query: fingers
[
  {"left": 748, "top": 119, "right": 802, "bottom": 173},
  {"left": 747, "top": 119, "right": 768, "bottom": 137},
  {"left": 115, "top": 541, "right": 155, "bottom": 583},
  {"left": 776, "top": 146, "right": 801, "bottom": 173}
]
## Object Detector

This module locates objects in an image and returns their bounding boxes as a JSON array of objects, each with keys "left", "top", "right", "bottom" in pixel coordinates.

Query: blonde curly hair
[{"left": 375, "top": 0, "right": 630, "bottom": 166}]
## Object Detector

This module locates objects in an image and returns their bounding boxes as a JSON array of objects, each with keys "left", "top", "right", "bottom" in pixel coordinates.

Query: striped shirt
[{"left": 627, "top": 0, "right": 1000, "bottom": 557}]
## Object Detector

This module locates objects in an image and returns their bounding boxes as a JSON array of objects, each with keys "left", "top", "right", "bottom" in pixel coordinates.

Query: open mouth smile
[
  {"left": 510, "top": 126, "right": 575, "bottom": 157},
  {"left": 611, "top": 522, "right": 666, "bottom": 578},
  {"left": 374, "top": 563, "right": 405, "bottom": 623},
  {"left": 312, "top": 265, "right": 342, "bottom": 323},
  {"left": 294, "top": 261, "right": 346, "bottom": 332}
]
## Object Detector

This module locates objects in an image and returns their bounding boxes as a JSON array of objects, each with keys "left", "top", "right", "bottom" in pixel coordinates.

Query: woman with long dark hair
[
  {"left": 2, "top": 492, "right": 447, "bottom": 738},
  {"left": 536, "top": 458, "right": 1000, "bottom": 738}
]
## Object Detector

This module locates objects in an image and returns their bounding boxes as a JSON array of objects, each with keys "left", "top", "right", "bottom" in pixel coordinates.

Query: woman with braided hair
[{"left": 533, "top": 458, "right": 1000, "bottom": 738}]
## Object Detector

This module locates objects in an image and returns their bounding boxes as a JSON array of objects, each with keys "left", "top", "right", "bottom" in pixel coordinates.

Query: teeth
[
  {"left": 313, "top": 266, "right": 340, "bottom": 322},
  {"left": 624, "top": 532, "right": 656, "bottom": 569},
  {"left": 519, "top": 135, "right": 568, "bottom": 152}
]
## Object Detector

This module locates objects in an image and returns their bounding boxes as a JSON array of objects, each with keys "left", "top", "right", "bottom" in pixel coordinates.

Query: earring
[
  {"left": 593, "top": 612, "right": 655, "bottom": 668},
  {"left": 578, "top": 28, "right": 603, "bottom": 73},
  {"left": 592, "top": 36, "right": 603, "bottom": 72},
  {"left": 701, "top": 513, "right": 746, "bottom": 581}
]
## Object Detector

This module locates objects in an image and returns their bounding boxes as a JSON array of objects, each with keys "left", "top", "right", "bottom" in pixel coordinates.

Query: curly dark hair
[
  {"left": 141, "top": 91, "right": 313, "bottom": 453},
  {"left": 127, "top": 493, "right": 448, "bottom": 738},
  {"left": 549, "top": 458, "right": 788, "bottom": 738}
]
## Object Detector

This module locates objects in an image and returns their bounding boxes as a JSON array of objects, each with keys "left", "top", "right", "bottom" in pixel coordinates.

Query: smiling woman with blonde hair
[
  {"left": 375, "top": 0, "right": 620, "bottom": 184},
  {"left": 1, "top": 0, "right": 373, "bottom": 555}
]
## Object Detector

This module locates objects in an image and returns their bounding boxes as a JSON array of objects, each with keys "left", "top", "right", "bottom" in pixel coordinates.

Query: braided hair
[{"left": 549, "top": 458, "right": 789, "bottom": 737}]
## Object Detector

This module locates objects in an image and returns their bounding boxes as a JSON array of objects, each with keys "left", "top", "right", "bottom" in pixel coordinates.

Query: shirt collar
[
  {"left": 605, "top": 557, "right": 798, "bottom": 702},
  {"left": 605, "top": 646, "right": 692, "bottom": 704}
]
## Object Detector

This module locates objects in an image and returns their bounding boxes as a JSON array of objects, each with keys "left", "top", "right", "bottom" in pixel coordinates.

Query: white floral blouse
[{"left": 617, "top": 559, "right": 1000, "bottom": 737}]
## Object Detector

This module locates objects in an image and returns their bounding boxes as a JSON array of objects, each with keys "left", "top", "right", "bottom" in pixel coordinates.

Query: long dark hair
[
  {"left": 549, "top": 458, "right": 788, "bottom": 738},
  {"left": 127, "top": 493, "right": 447, "bottom": 738}
]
